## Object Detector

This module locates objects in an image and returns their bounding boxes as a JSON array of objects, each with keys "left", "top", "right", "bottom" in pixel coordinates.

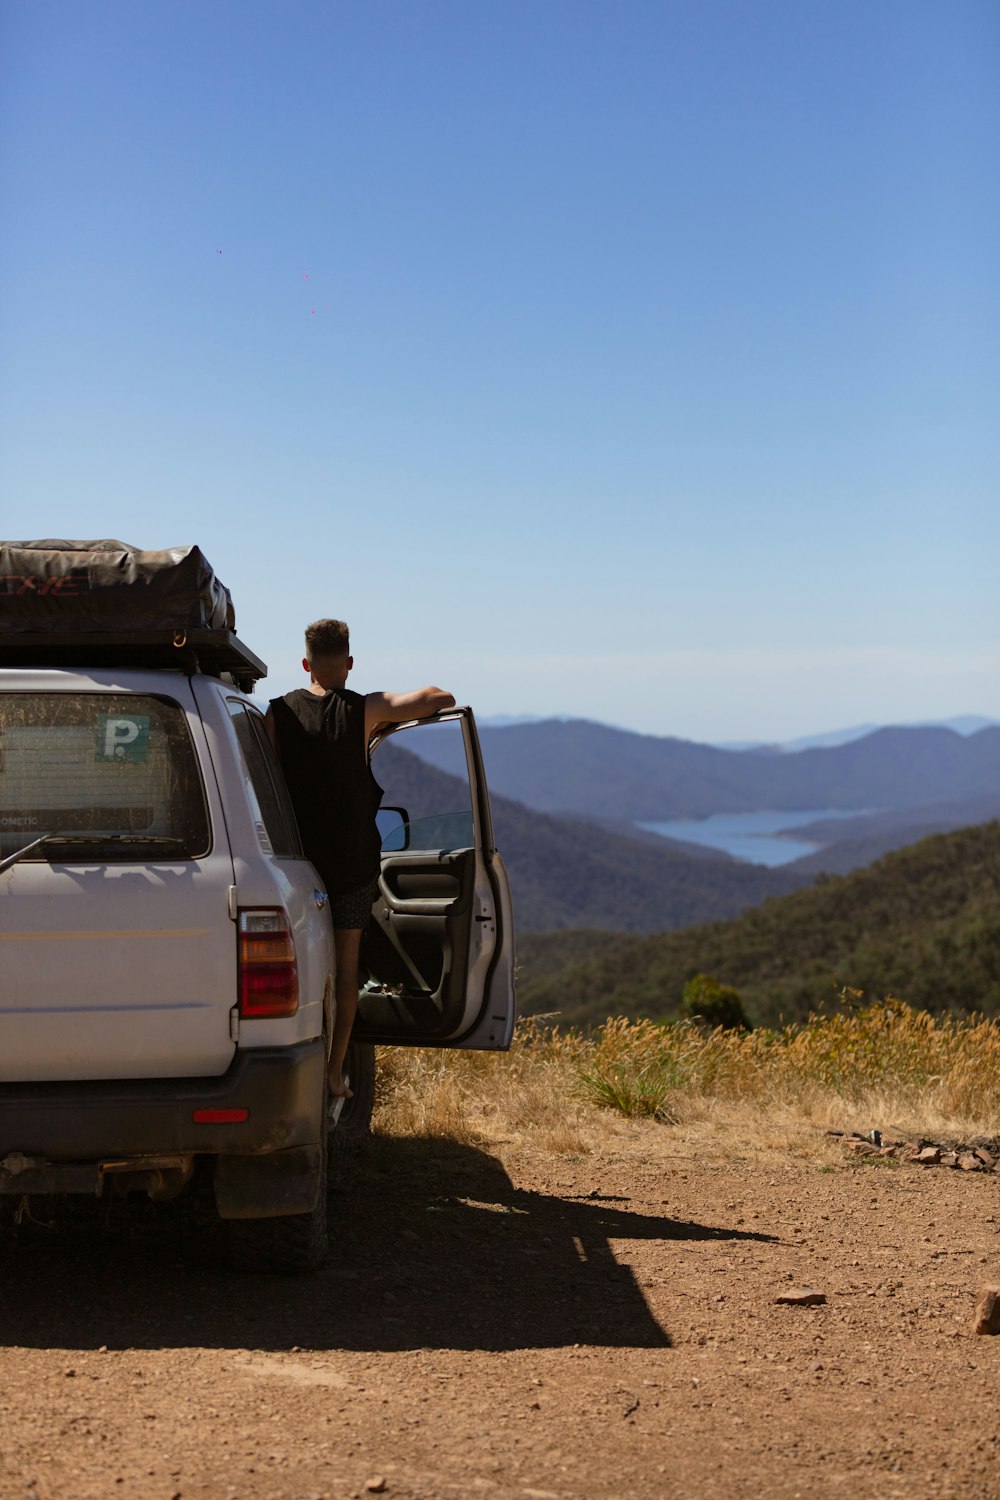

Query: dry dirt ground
[{"left": 2, "top": 1127, "right": 1000, "bottom": 1500}]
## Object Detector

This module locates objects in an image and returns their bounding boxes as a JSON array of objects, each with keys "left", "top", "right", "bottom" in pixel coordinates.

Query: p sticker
[{"left": 96, "top": 715, "right": 151, "bottom": 763}]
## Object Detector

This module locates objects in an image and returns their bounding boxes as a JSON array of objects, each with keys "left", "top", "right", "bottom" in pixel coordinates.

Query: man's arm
[{"left": 364, "top": 686, "right": 456, "bottom": 741}]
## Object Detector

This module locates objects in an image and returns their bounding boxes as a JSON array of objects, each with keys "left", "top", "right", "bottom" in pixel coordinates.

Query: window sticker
[{"left": 95, "top": 715, "right": 151, "bottom": 763}]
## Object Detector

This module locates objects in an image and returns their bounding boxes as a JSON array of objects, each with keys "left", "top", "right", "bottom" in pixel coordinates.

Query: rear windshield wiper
[{"left": 0, "top": 833, "right": 187, "bottom": 875}]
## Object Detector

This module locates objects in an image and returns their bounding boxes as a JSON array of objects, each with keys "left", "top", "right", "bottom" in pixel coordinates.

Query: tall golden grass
[{"left": 374, "top": 1001, "right": 1000, "bottom": 1163}]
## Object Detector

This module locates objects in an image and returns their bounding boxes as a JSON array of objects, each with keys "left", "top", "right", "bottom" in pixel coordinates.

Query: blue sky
[{"left": 2, "top": 0, "right": 997, "bottom": 740}]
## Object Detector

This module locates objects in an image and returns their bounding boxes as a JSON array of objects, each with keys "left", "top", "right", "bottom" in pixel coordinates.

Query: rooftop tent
[
  {"left": 0, "top": 539, "right": 265, "bottom": 689},
  {"left": 0, "top": 539, "right": 235, "bottom": 631}
]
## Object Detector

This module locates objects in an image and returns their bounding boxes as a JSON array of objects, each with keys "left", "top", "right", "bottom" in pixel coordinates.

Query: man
[{"left": 267, "top": 619, "right": 455, "bottom": 1102}]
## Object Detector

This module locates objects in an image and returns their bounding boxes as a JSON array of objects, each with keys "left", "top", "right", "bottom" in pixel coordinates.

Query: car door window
[
  {"left": 226, "top": 700, "right": 302, "bottom": 858},
  {"left": 371, "top": 718, "right": 474, "bottom": 852}
]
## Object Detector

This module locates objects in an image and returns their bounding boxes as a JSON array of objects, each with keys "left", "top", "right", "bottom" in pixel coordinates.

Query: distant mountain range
[
  {"left": 404, "top": 717, "right": 1000, "bottom": 888},
  {"left": 411, "top": 718, "right": 1000, "bottom": 822},
  {"left": 480, "top": 714, "right": 999, "bottom": 750},
  {"left": 378, "top": 715, "right": 1000, "bottom": 938},
  {"left": 718, "top": 715, "right": 999, "bottom": 753},
  {"left": 372, "top": 739, "right": 805, "bottom": 934}
]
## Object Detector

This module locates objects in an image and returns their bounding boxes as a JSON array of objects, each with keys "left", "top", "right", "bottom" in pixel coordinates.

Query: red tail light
[{"left": 238, "top": 908, "right": 299, "bottom": 1017}]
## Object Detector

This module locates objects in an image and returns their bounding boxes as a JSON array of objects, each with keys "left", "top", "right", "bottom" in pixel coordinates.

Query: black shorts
[{"left": 328, "top": 877, "right": 380, "bottom": 930}]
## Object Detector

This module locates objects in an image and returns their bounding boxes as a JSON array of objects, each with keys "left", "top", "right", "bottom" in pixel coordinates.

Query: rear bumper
[{"left": 0, "top": 1039, "right": 326, "bottom": 1162}]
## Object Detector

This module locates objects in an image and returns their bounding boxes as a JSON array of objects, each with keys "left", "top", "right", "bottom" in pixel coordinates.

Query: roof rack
[{"left": 0, "top": 629, "right": 267, "bottom": 694}]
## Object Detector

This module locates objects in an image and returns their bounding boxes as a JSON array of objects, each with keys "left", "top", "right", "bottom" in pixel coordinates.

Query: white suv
[{"left": 0, "top": 629, "right": 515, "bottom": 1271}]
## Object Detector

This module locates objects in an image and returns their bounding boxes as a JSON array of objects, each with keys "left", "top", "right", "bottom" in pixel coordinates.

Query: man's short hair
[{"left": 305, "top": 618, "right": 350, "bottom": 661}]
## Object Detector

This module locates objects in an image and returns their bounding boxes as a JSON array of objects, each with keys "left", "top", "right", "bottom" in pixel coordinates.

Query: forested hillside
[{"left": 519, "top": 822, "right": 1000, "bottom": 1027}]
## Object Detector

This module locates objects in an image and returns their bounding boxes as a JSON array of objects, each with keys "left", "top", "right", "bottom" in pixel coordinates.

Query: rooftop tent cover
[{"left": 0, "top": 540, "right": 235, "bottom": 634}]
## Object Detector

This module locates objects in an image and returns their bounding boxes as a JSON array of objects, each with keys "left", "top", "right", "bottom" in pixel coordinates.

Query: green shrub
[{"left": 680, "top": 972, "right": 751, "bottom": 1031}]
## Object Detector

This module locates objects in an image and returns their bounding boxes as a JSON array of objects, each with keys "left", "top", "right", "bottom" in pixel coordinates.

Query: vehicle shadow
[{"left": 0, "top": 1135, "right": 776, "bottom": 1354}]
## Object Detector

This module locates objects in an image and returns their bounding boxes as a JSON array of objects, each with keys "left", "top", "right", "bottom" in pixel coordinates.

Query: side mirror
[{"left": 377, "top": 806, "right": 409, "bottom": 852}]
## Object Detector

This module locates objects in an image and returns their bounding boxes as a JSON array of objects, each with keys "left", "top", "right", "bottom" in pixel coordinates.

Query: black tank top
[{"left": 268, "top": 687, "right": 383, "bottom": 893}]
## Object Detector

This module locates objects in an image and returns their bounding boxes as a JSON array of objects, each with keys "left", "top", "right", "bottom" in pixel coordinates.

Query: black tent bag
[{"left": 0, "top": 540, "right": 235, "bottom": 635}]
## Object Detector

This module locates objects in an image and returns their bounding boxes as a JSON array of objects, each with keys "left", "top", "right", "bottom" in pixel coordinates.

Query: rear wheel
[
  {"left": 225, "top": 1082, "right": 330, "bottom": 1274},
  {"left": 328, "top": 1039, "right": 376, "bottom": 1191}
]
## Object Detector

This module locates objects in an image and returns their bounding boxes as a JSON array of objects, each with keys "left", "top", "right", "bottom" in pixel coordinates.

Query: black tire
[
  {"left": 328, "top": 1039, "right": 376, "bottom": 1191},
  {"left": 225, "top": 1082, "right": 330, "bottom": 1275}
]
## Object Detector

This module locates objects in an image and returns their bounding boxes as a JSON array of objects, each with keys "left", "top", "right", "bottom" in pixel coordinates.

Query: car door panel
[
  {"left": 359, "top": 848, "right": 474, "bottom": 1039},
  {"left": 352, "top": 709, "right": 515, "bottom": 1051}
]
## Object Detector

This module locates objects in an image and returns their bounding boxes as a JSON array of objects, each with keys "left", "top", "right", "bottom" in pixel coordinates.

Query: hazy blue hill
[
  {"left": 775, "top": 716, "right": 997, "bottom": 752},
  {"left": 409, "top": 719, "right": 784, "bottom": 818},
  {"left": 372, "top": 739, "right": 806, "bottom": 933},
  {"left": 816, "top": 726, "right": 1000, "bottom": 805},
  {"left": 785, "top": 794, "right": 1000, "bottom": 877},
  {"left": 518, "top": 822, "right": 1000, "bottom": 1028},
  {"left": 407, "top": 719, "right": 1000, "bottom": 822}
]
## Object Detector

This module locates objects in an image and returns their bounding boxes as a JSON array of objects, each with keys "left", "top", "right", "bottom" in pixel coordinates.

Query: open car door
[{"left": 353, "top": 707, "right": 515, "bottom": 1050}]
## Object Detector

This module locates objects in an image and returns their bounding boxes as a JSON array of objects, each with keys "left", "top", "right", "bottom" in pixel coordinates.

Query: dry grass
[
  {"left": 374, "top": 1017, "right": 600, "bottom": 1155},
  {"left": 373, "top": 1002, "right": 1000, "bottom": 1166}
]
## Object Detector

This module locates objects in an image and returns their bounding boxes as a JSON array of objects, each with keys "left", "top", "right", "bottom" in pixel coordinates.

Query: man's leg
[{"left": 329, "top": 925, "right": 363, "bottom": 1098}]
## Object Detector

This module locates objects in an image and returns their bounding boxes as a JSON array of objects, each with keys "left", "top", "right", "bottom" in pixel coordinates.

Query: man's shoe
[{"left": 328, "top": 1074, "right": 350, "bottom": 1126}]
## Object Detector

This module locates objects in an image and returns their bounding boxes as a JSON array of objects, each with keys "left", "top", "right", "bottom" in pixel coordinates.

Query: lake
[{"left": 637, "top": 809, "right": 868, "bottom": 867}]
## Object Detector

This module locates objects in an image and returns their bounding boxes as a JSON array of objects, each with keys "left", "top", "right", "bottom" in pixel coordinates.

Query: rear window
[{"left": 0, "top": 693, "right": 209, "bottom": 861}]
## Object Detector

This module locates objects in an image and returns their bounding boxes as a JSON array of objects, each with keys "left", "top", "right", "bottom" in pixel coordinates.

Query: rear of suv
[{"left": 0, "top": 541, "right": 516, "bottom": 1270}]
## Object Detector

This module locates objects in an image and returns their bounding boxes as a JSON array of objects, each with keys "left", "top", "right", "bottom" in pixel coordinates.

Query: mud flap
[{"left": 214, "top": 1143, "right": 323, "bottom": 1220}]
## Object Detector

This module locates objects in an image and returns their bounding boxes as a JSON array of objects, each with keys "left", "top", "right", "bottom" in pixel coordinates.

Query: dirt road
[{"left": 2, "top": 1129, "right": 999, "bottom": 1499}]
